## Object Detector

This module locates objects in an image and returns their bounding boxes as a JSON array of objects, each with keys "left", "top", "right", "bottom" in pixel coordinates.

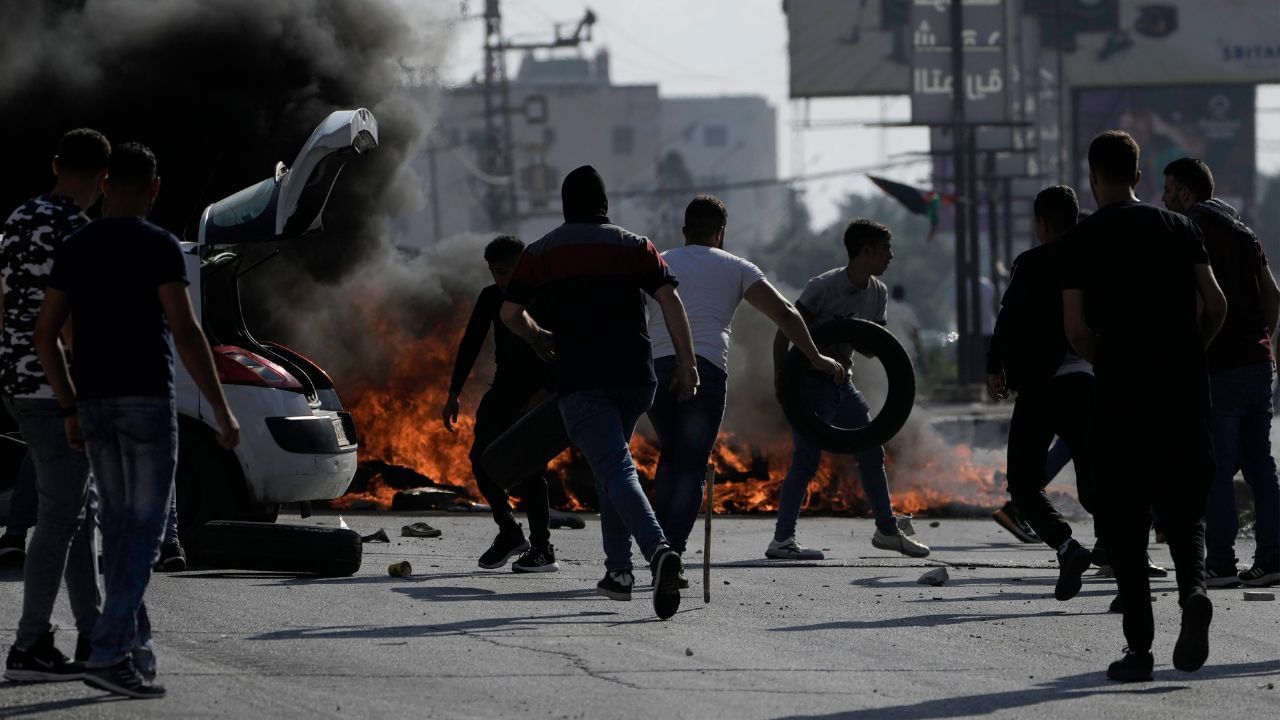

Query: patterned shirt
[{"left": 0, "top": 194, "right": 88, "bottom": 398}]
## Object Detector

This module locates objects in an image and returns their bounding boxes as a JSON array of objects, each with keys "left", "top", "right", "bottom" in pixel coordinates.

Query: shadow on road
[
  {"left": 769, "top": 660, "right": 1279, "bottom": 719},
  {"left": 248, "top": 609, "right": 627, "bottom": 641},
  {"left": 0, "top": 690, "right": 121, "bottom": 718},
  {"left": 770, "top": 609, "right": 1076, "bottom": 632}
]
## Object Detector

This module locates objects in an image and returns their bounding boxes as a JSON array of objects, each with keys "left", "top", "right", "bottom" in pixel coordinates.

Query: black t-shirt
[
  {"left": 448, "top": 284, "right": 554, "bottom": 399},
  {"left": 48, "top": 217, "right": 189, "bottom": 400},
  {"left": 1059, "top": 200, "right": 1210, "bottom": 411}
]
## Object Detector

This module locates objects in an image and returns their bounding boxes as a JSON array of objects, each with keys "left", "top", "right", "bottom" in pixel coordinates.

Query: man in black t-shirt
[
  {"left": 1060, "top": 131, "right": 1227, "bottom": 683},
  {"left": 36, "top": 143, "right": 239, "bottom": 700},
  {"left": 441, "top": 235, "right": 557, "bottom": 573}
]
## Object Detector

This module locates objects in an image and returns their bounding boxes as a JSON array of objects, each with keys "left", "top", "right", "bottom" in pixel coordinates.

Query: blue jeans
[
  {"left": 1207, "top": 361, "right": 1280, "bottom": 569},
  {"left": 78, "top": 397, "right": 177, "bottom": 666},
  {"left": 648, "top": 356, "right": 727, "bottom": 554},
  {"left": 1045, "top": 435, "right": 1071, "bottom": 481},
  {"left": 559, "top": 383, "right": 667, "bottom": 572},
  {"left": 2, "top": 397, "right": 101, "bottom": 649},
  {"left": 775, "top": 374, "right": 896, "bottom": 540}
]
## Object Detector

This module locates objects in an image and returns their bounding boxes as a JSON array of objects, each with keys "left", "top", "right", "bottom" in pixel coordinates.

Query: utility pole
[
  {"left": 480, "top": 0, "right": 517, "bottom": 231},
  {"left": 949, "top": 0, "right": 972, "bottom": 384}
]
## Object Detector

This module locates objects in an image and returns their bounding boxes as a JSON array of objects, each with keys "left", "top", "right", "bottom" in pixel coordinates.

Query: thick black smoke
[{"left": 0, "top": 0, "right": 455, "bottom": 388}]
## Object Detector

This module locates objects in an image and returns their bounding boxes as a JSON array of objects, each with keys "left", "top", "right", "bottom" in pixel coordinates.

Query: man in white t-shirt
[
  {"left": 646, "top": 196, "right": 843, "bottom": 577},
  {"left": 770, "top": 219, "right": 931, "bottom": 560}
]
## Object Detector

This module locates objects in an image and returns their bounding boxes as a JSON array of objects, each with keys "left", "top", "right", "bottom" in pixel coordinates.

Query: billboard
[
  {"left": 1074, "top": 85, "right": 1256, "bottom": 216},
  {"left": 785, "top": 0, "right": 912, "bottom": 97},
  {"left": 1026, "top": 0, "right": 1280, "bottom": 87}
]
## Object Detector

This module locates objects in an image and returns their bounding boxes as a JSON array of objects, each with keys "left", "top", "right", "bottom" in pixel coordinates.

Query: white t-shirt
[{"left": 647, "top": 245, "right": 767, "bottom": 372}]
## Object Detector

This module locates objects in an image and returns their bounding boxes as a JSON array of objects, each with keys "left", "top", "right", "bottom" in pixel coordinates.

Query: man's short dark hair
[
  {"left": 1087, "top": 130, "right": 1140, "bottom": 185},
  {"left": 1163, "top": 157, "right": 1214, "bottom": 202},
  {"left": 843, "top": 218, "right": 891, "bottom": 260},
  {"left": 684, "top": 195, "right": 727, "bottom": 242},
  {"left": 1033, "top": 185, "right": 1079, "bottom": 235},
  {"left": 107, "top": 142, "right": 157, "bottom": 188},
  {"left": 55, "top": 128, "right": 110, "bottom": 173},
  {"left": 484, "top": 234, "right": 524, "bottom": 264}
]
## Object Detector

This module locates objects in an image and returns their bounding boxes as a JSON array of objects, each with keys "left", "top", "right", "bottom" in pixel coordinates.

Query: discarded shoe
[
  {"left": 361, "top": 529, "right": 391, "bottom": 543},
  {"left": 401, "top": 522, "right": 442, "bottom": 538}
]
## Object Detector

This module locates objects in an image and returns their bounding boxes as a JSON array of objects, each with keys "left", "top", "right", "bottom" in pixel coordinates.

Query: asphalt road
[{"left": 0, "top": 512, "right": 1276, "bottom": 719}]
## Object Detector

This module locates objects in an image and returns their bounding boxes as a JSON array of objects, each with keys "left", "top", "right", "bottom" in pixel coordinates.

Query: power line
[{"left": 611, "top": 158, "right": 931, "bottom": 198}]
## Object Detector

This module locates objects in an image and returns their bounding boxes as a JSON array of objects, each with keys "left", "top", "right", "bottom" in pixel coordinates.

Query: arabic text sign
[{"left": 911, "top": 0, "right": 1009, "bottom": 125}]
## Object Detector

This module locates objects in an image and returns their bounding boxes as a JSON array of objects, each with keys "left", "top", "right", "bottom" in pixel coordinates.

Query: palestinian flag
[{"left": 868, "top": 175, "right": 953, "bottom": 242}]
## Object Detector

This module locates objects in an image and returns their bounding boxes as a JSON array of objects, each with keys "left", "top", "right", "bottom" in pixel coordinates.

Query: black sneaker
[
  {"left": 992, "top": 502, "right": 1039, "bottom": 543},
  {"left": 1238, "top": 564, "right": 1279, "bottom": 587},
  {"left": 1147, "top": 559, "right": 1168, "bottom": 578},
  {"left": 512, "top": 544, "right": 559, "bottom": 573},
  {"left": 1172, "top": 590, "right": 1212, "bottom": 673},
  {"left": 154, "top": 541, "right": 187, "bottom": 573},
  {"left": 1107, "top": 648, "right": 1154, "bottom": 682},
  {"left": 1055, "top": 540, "right": 1092, "bottom": 601},
  {"left": 83, "top": 656, "right": 165, "bottom": 699},
  {"left": 75, "top": 634, "right": 90, "bottom": 663},
  {"left": 677, "top": 567, "right": 689, "bottom": 590},
  {"left": 477, "top": 531, "right": 528, "bottom": 569},
  {"left": 1206, "top": 566, "right": 1241, "bottom": 588},
  {"left": 1108, "top": 594, "right": 1122, "bottom": 613},
  {"left": 596, "top": 569, "right": 634, "bottom": 601},
  {"left": 650, "top": 546, "right": 683, "bottom": 620},
  {"left": 0, "top": 533, "right": 26, "bottom": 568},
  {"left": 4, "top": 631, "right": 83, "bottom": 682}
]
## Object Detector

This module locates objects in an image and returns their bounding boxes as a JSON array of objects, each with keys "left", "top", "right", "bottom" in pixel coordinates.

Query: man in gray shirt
[{"left": 769, "top": 219, "right": 930, "bottom": 559}]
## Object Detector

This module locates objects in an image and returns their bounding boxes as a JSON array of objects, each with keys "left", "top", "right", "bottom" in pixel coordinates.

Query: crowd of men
[{"left": 0, "top": 126, "right": 1275, "bottom": 700}]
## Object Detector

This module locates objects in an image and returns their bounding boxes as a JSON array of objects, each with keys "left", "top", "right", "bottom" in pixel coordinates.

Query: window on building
[
  {"left": 612, "top": 125, "right": 635, "bottom": 156},
  {"left": 703, "top": 124, "right": 728, "bottom": 148},
  {"left": 543, "top": 127, "right": 557, "bottom": 145}
]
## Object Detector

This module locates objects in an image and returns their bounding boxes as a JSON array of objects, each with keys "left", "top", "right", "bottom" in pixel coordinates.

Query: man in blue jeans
[
  {"left": 645, "top": 196, "right": 842, "bottom": 580},
  {"left": 500, "top": 165, "right": 698, "bottom": 620},
  {"left": 1, "top": 128, "right": 110, "bottom": 682},
  {"left": 35, "top": 143, "right": 240, "bottom": 698},
  {"left": 770, "top": 219, "right": 931, "bottom": 559},
  {"left": 1163, "top": 157, "right": 1280, "bottom": 588}
]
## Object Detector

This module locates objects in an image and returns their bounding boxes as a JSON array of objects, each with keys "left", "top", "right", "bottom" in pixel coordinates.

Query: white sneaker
[
  {"left": 766, "top": 537, "right": 825, "bottom": 560},
  {"left": 871, "top": 529, "right": 930, "bottom": 558}
]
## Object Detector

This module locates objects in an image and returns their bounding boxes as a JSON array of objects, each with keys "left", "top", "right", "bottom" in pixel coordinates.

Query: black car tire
[
  {"left": 776, "top": 318, "right": 916, "bottom": 454},
  {"left": 196, "top": 521, "right": 363, "bottom": 577}
]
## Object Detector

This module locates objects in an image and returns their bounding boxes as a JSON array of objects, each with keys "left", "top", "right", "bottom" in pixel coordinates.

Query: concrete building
[{"left": 400, "top": 49, "right": 781, "bottom": 252}]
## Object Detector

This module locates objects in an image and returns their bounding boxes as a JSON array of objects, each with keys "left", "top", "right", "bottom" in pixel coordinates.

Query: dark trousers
[
  {"left": 1096, "top": 407, "right": 1212, "bottom": 653},
  {"left": 1006, "top": 372, "right": 1097, "bottom": 550},
  {"left": 470, "top": 387, "right": 550, "bottom": 546}
]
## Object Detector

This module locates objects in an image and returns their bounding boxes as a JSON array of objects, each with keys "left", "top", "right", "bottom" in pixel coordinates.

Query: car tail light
[{"left": 213, "top": 346, "right": 304, "bottom": 390}]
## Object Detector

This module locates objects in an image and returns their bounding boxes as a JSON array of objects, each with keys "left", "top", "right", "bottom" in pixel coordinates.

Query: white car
[{"left": 173, "top": 109, "right": 376, "bottom": 538}]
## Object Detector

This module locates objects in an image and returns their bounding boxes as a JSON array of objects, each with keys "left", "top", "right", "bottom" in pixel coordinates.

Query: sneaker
[
  {"left": 1239, "top": 564, "right": 1280, "bottom": 587},
  {"left": 650, "top": 546, "right": 683, "bottom": 620},
  {"left": 1108, "top": 594, "right": 1122, "bottom": 613},
  {"left": 4, "top": 632, "right": 83, "bottom": 682},
  {"left": 1055, "top": 540, "right": 1092, "bottom": 601},
  {"left": 74, "top": 634, "right": 90, "bottom": 664},
  {"left": 766, "top": 537, "right": 824, "bottom": 560},
  {"left": 677, "top": 566, "right": 689, "bottom": 590},
  {"left": 1106, "top": 648, "right": 1154, "bottom": 682},
  {"left": 0, "top": 533, "right": 26, "bottom": 568},
  {"left": 477, "top": 530, "right": 528, "bottom": 569},
  {"left": 596, "top": 569, "right": 633, "bottom": 601},
  {"left": 1147, "top": 559, "right": 1168, "bottom": 578},
  {"left": 896, "top": 515, "right": 917, "bottom": 536},
  {"left": 1172, "top": 590, "right": 1212, "bottom": 673},
  {"left": 83, "top": 656, "right": 165, "bottom": 699},
  {"left": 1206, "top": 566, "right": 1242, "bottom": 589},
  {"left": 401, "top": 522, "right": 442, "bottom": 538},
  {"left": 154, "top": 541, "right": 187, "bottom": 573},
  {"left": 132, "top": 645, "right": 157, "bottom": 683},
  {"left": 512, "top": 544, "right": 559, "bottom": 573},
  {"left": 992, "top": 502, "right": 1039, "bottom": 543},
  {"left": 871, "top": 529, "right": 931, "bottom": 558}
]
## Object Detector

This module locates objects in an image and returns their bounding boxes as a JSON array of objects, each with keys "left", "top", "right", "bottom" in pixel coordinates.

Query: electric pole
[{"left": 481, "top": 0, "right": 517, "bottom": 231}]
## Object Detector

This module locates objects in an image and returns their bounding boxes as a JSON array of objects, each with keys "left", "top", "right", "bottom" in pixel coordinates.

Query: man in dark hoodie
[
  {"left": 500, "top": 166, "right": 698, "bottom": 620},
  {"left": 1163, "top": 158, "right": 1280, "bottom": 589},
  {"left": 987, "top": 185, "right": 1098, "bottom": 601}
]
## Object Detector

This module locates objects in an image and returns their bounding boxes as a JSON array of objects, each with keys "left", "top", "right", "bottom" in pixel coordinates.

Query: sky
[{"left": 441, "top": 0, "right": 1280, "bottom": 230}]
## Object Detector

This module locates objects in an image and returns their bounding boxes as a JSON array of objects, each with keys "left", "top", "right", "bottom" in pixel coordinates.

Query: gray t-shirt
[{"left": 795, "top": 268, "right": 888, "bottom": 365}]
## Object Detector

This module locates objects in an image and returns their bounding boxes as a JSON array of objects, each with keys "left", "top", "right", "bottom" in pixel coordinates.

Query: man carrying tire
[
  {"left": 35, "top": 143, "right": 240, "bottom": 699},
  {"left": 442, "top": 234, "right": 558, "bottom": 573},
  {"left": 986, "top": 185, "right": 1099, "bottom": 602},
  {"left": 769, "top": 219, "right": 930, "bottom": 560},
  {"left": 500, "top": 165, "right": 696, "bottom": 620},
  {"left": 645, "top": 195, "right": 843, "bottom": 580}
]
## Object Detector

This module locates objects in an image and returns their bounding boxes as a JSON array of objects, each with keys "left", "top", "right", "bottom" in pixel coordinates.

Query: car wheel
[
  {"left": 196, "top": 521, "right": 363, "bottom": 577},
  {"left": 776, "top": 318, "right": 916, "bottom": 454}
]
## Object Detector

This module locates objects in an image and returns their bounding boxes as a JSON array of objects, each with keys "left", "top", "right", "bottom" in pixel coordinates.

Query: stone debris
[
  {"left": 1243, "top": 591, "right": 1275, "bottom": 601},
  {"left": 918, "top": 567, "right": 949, "bottom": 586},
  {"left": 685, "top": 648, "right": 693, "bottom": 657},
  {"left": 361, "top": 529, "right": 390, "bottom": 543}
]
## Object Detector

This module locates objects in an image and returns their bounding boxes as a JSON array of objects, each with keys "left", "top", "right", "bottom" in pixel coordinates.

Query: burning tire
[
  {"left": 196, "top": 521, "right": 363, "bottom": 577},
  {"left": 776, "top": 318, "right": 915, "bottom": 454}
]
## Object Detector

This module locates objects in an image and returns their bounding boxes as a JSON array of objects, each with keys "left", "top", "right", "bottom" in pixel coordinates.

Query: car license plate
[{"left": 332, "top": 417, "right": 350, "bottom": 446}]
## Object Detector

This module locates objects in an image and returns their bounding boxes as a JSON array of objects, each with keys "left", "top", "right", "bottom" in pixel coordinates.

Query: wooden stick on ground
[{"left": 703, "top": 463, "right": 714, "bottom": 604}]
